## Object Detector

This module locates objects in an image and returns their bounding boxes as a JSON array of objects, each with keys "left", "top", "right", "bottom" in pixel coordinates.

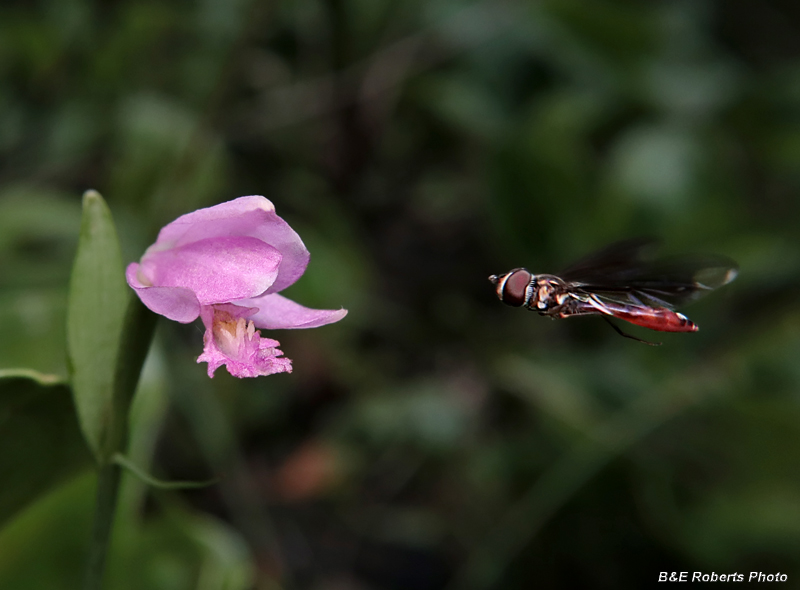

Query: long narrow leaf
[{"left": 66, "top": 191, "right": 128, "bottom": 463}]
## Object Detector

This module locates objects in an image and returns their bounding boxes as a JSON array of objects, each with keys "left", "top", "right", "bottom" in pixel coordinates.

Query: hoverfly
[{"left": 489, "top": 239, "right": 738, "bottom": 345}]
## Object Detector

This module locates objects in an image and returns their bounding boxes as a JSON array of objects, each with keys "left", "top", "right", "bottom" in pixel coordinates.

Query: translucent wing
[
  {"left": 559, "top": 238, "right": 658, "bottom": 282},
  {"left": 559, "top": 239, "right": 738, "bottom": 309}
]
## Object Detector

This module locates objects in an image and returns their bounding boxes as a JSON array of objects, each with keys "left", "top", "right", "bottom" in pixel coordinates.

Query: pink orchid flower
[{"left": 126, "top": 196, "right": 347, "bottom": 378}]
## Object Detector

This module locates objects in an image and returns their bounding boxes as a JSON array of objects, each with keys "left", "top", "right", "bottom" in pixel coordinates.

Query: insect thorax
[{"left": 527, "top": 275, "right": 571, "bottom": 312}]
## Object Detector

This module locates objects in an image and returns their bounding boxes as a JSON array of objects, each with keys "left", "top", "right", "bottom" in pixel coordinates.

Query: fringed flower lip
[{"left": 126, "top": 196, "right": 347, "bottom": 378}]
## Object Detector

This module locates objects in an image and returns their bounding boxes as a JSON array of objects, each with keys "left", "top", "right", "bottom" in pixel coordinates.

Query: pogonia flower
[{"left": 126, "top": 196, "right": 347, "bottom": 378}]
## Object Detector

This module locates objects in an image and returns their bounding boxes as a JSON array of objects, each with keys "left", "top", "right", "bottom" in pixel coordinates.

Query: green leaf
[
  {"left": 0, "top": 370, "right": 92, "bottom": 529},
  {"left": 113, "top": 453, "right": 218, "bottom": 490},
  {"left": 0, "top": 474, "right": 94, "bottom": 589},
  {"left": 0, "top": 473, "right": 255, "bottom": 590},
  {"left": 67, "top": 190, "right": 128, "bottom": 463}
]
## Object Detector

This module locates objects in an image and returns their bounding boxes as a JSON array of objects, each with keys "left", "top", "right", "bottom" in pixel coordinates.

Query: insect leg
[{"left": 602, "top": 317, "right": 661, "bottom": 346}]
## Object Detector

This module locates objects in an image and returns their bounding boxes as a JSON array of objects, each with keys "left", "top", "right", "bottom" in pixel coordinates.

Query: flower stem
[
  {"left": 83, "top": 295, "right": 158, "bottom": 590},
  {"left": 84, "top": 463, "right": 121, "bottom": 590}
]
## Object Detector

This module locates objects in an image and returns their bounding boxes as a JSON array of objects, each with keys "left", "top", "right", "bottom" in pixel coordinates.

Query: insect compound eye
[{"left": 499, "top": 269, "right": 532, "bottom": 307}]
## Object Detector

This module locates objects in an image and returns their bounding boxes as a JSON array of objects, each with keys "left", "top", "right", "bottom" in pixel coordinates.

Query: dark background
[{"left": 1, "top": 0, "right": 799, "bottom": 588}]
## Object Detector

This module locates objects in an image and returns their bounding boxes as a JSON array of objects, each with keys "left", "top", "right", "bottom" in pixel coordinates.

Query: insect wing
[
  {"left": 558, "top": 238, "right": 657, "bottom": 283},
  {"left": 559, "top": 239, "right": 738, "bottom": 309}
]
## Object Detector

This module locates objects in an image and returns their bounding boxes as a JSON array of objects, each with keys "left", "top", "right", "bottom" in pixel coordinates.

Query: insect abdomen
[{"left": 612, "top": 308, "right": 698, "bottom": 333}]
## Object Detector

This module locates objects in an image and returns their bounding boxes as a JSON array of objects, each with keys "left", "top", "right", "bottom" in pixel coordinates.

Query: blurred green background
[{"left": 1, "top": 0, "right": 799, "bottom": 588}]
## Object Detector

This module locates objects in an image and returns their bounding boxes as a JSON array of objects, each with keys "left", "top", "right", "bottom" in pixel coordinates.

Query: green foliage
[
  {"left": 0, "top": 475, "right": 95, "bottom": 590},
  {"left": 0, "top": 188, "right": 81, "bottom": 375},
  {"left": 67, "top": 191, "right": 129, "bottom": 463},
  {"left": 0, "top": 474, "right": 254, "bottom": 590},
  {"left": 0, "top": 370, "right": 91, "bottom": 529},
  {"left": 112, "top": 453, "right": 217, "bottom": 490}
]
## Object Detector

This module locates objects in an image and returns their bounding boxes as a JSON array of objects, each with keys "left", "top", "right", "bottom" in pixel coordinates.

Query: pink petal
[
  {"left": 241, "top": 293, "right": 348, "bottom": 330},
  {"left": 149, "top": 196, "right": 310, "bottom": 295},
  {"left": 139, "top": 236, "right": 282, "bottom": 305},
  {"left": 126, "top": 263, "right": 201, "bottom": 323},
  {"left": 197, "top": 304, "right": 293, "bottom": 378}
]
